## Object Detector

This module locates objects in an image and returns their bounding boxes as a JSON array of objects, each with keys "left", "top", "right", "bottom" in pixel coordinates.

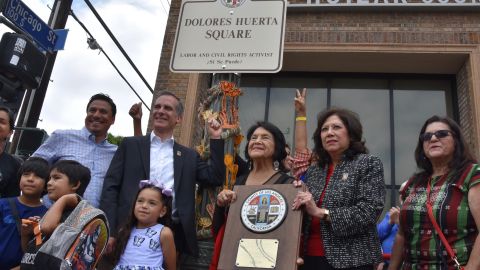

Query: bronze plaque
[
  {"left": 218, "top": 184, "right": 304, "bottom": 270},
  {"left": 235, "top": 239, "right": 279, "bottom": 268}
]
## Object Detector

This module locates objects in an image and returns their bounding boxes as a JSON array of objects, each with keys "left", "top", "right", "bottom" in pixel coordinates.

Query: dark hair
[
  {"left": 413, "top": 115, "right": 475, "bottom": 181},
  {"left": 86, "top": 93, "right": 117, "bottom": 117},
  {"left": 50, "top": 160, "right": 91, "bottom": 196},
  {"left": 157, "top": 90, "right": 184, "bottom": 116},
  {"left": 19, "top": 157, "right": 49, "bottom": 196},
  {"left": 244, "top": 121, "right": 288, "bottom": 172},
  {"left": 0, "top": 105, "right": 14, "bottom": 131},
  {"left": 20, "top": 157, "right": 49, "bottom": 182},
  {"left": 312, "top": 107, "right": 368, "bottom": 167},
  {"left": 112, "top": 184, "right": 173, "bottom": 265}
]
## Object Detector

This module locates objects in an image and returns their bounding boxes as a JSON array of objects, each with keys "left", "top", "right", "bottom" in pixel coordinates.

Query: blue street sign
[{"left": 2, "top": 0, "right": 58, "bottom": 51}]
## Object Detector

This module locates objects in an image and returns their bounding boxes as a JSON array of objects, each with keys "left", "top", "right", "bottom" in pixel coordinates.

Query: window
[{"left": 237, "top": 73, "right": 454, "bottom": 209}]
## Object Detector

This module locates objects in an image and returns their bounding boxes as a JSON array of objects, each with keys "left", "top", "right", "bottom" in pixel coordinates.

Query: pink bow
[{"left": 138, "top": 179, "right": 173, "bottom": 197}]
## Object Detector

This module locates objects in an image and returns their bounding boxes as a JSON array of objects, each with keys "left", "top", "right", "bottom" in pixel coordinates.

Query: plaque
[
  {"left": 218, "top": 184, "right": 304, "bottom": 270},
  {"left": 235, "top": 239, "right": 279, "bottom": 268}
]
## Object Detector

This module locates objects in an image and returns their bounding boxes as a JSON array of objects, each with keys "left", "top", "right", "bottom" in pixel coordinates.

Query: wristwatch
[{"left": 323, "top": 209, "right": 330, "bottom": 220}]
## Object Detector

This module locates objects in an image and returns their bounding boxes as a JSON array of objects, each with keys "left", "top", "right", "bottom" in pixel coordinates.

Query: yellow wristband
[{"left": 295, "top": 116, "right": 307, "bottom": 121}]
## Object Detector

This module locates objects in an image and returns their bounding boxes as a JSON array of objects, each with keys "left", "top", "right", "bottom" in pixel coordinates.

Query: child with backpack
[
  {"left": 112, "top": 180, "right": 176, "bottom": 270},
  {"left": 20, "top": 160, "right": 102, "bottom": 269},
  {"left": 0, "top": 157, "right": 49, "bottom": 269}
]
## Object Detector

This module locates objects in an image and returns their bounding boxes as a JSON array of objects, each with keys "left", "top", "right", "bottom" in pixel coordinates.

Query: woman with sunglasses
[{"left": 388, "top": 116, "right": 480, "bottom": 270}]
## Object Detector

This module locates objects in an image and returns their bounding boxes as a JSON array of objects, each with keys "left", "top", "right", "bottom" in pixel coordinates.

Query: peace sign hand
[{"left": 294, "top": 88, "right": 307, "bottom": 115}]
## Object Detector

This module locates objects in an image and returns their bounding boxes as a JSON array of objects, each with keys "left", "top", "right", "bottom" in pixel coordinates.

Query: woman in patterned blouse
[
  {"left": 292, "top": 107, "right": 385, "bottom": 270},
  {"left": 388, "top": 116, "right": 480, "bottom": 270}
]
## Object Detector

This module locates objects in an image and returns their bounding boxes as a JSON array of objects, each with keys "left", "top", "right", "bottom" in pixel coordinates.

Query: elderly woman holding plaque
[
  {"left": 292, "top": 107, "right": 385, "bottom": 270},
  {"left": 209, "top": 121, "right": 294, "bottom": 270}
]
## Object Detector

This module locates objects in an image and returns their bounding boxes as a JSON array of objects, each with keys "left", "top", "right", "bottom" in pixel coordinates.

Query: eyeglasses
[{"left": 420, "top": 130, "right": 452, "bottom": 142}]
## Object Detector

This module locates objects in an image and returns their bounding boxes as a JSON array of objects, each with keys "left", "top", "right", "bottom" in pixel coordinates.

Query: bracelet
[{"left": 295, "top": 116, "right": 307, "bottom": 121}]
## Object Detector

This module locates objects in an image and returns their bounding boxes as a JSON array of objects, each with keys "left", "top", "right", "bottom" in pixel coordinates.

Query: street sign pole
[
  {"left": 24, "top": 0, "right": 72, "bottom": 128},
  {"left": 9, "top": 0, "right": 72, "bottom": 154}
]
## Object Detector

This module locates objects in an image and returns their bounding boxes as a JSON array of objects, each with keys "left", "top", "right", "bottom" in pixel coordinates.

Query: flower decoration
[{"left": 138, "top": 179, "right": 173, "bottom": 197}]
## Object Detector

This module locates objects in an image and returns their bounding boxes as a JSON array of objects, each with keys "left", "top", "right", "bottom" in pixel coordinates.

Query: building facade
[{"left": 151, "top": 1, "right": 480, "bottom": 208}]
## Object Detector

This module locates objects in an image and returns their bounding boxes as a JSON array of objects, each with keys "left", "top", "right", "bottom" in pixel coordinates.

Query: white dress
[{"left": 114, "top": 224, "right": 165, "bottom": 270}]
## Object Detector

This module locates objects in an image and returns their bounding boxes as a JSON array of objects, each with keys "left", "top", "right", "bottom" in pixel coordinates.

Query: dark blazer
[
  {"left": 303, "top": 154, "right": 385, "bottom": 268},
  {"left": 100, "top": 134, "right": 224, "bottom": 255}
]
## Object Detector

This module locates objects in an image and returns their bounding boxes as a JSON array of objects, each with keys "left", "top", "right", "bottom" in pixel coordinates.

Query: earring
[
  {"left": 273, "top": 160, "right": 279, "bottom": 171},
  {"left": 248, "top": 160, "right": 252, "bottom": 170}
]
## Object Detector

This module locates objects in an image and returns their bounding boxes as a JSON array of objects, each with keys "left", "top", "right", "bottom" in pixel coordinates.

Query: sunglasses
[{"left": 420, "top": 130, "right": 452, "bottom": 142}]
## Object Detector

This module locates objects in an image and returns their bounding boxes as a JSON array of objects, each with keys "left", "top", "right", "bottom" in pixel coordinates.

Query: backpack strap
[
  {"left": 8, "top": 197, "right": 22, "bottom": 235},
  {"left": 62, "top": 199, "right": 108, "bottom": 229},
  {"left": 33, "top": 221, "right": 43, "bottom": 245}
]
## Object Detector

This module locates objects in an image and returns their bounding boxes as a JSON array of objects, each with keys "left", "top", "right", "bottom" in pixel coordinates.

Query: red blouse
[{"left": 307, "top": 163, "right": 334, "bottom": 256}]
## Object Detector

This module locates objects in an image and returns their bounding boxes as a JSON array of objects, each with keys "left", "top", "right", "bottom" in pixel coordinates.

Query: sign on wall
[{"left": 170, "top": 0, "right": 287, "bottom": 73}]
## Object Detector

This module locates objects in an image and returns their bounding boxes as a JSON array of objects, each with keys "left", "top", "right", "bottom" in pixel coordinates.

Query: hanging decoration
[
  {"left": 196, "top": 80, "right": 243, "bottom": 189},
  {"left": 195, "top": 78, "right": 243, "bottom": 240}
]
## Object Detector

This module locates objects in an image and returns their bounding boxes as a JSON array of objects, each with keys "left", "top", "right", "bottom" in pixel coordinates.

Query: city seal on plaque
[
  {"left": 240, "top": 189, "right": 287, "bottom": 233},
  {"left": 220, "top": 0, "right": 247, "bottom": 8}
]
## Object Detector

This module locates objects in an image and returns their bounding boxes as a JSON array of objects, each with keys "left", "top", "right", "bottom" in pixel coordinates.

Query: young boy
[
  {"left": 0, "top": 157, "right": 49, "bottom": 269},
  {"left": 0, "top": 105, "right": 22, "bottom": 198},
  {"left": 20, "top": 160, "right": 91, "bottom": 269}
]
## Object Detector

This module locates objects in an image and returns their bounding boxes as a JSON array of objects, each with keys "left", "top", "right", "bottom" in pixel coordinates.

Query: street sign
[
  {"left": 170, "top": 0, "right": 287, "bottom": 73},
  {"left": 2, "top": 0, "right": 58, "bottom": 51}
]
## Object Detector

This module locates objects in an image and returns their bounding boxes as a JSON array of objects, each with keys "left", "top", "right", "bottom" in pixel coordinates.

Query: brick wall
[
  {"left": 457, "top": 59, "right": 479, "bottom": 157},
  {"left": 192, "top": 74, "right": 212, "bottom": 147},
  {"left": 285, "top": 11, "right": 480, "bottom": 45}
]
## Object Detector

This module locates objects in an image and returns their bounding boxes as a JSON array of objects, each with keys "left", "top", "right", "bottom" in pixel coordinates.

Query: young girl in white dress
[{"left": 112, "top": 180, "right": 176, "bottom": 270}]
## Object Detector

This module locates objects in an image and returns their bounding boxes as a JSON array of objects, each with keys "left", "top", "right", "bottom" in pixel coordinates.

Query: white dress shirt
[{"left": 149, "top": 132, "right": 174, "bottom": 190}]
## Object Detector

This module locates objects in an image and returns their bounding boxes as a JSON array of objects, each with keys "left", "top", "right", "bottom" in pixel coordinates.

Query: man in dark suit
[{"left": 100, "top": 91, "right": 224, "bottom": 258}]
